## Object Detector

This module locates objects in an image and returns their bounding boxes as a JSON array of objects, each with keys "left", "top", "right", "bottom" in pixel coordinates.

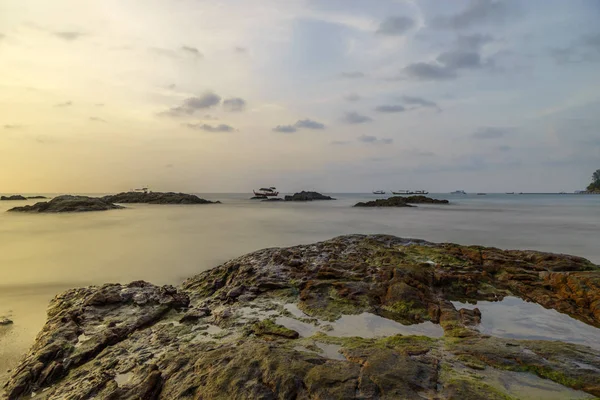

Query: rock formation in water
[
  {"left": 4, "top": 235, "right": 600, "bottom": 399},
  {"left": 7, "top": 195, "right": 123, "bottom": 213},
  {"left": 284, "top": 191, "right": 336, "bottom": 201},
  {"left": 261, "top": 198, "right": 283, "bottom": 202},
  {"left": 0, "top": 195, "right": 27, "bottom": 201},
  {"left": 26, "top": 196, "right": 47, "bottom": 199},
  {"left": 355, "top": 196, "right": 449, "bottom": 207},
  {"left": 102, "top": 192, "right": 219, "bottom": 204}
]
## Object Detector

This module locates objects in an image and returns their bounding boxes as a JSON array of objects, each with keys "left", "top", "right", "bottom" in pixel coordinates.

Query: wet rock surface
[
  {"left": 284, "top": 191, "right": 336, "bottom": 201},
  {"left": 4, "top": 235, "right": 600, "bottom": 399},
  {"left": 7, "top": 195, "right": 123, "bottom": 213},
  {"left": 0, "top": 196, "right": 26, "bottom": 201},
  {"left": 355, "top": 196, "right": 448, "bottom": 207},
  {"left": 101, "top": 192, "right": 220, "bottom": 204}
]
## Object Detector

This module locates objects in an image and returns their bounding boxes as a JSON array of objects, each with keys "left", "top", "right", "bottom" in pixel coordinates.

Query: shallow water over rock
[{"left": 453, "top": 296, "right": 600, "bottom": 349}]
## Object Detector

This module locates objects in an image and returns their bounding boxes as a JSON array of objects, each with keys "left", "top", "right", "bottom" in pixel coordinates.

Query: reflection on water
[
  {"left": 0, "top": 193, "right": 598, "bottom": 385},
  {"left": 453, "top": 297, "right": 600, "bottom": 349}
]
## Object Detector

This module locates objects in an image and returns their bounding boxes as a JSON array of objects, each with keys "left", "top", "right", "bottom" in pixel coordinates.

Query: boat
[
  {"left": 130, "top": 187, "right": 149, "bottom": 194},
  {"left": 451, "top": 190, "right": 467, "bottom": 195},
  {"left": 372, "top": 190, "right": 386, "bottom": 195},
  {"left": 391, "top": 190, "right": 429, "bottom": 195},
  {"left": 253, "top": 187, "right": 279, "bottom": 197}
]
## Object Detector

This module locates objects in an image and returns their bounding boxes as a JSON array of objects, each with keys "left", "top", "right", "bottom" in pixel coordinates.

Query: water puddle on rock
[
  {"left": 278, "top": 303, "right": 444, "bottom": 338},
  {"left": 480, "top": 368, "right": 594, "bottom": 400},
  {"left": 452, "top": 296, "right": 600, "bottom": 349}
]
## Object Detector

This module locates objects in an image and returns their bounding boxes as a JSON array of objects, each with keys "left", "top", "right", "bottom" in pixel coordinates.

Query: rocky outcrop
[
  {"left": 102, "top": 192, "right": 219, "bottom": 204},
  {"left": 26, "top": 196, "right": 47, "bottom": 199},
  {"left": 284, "top": 191, "right": 336, "bottom": 201},
  {"left": 0, "top": 195, "right": 26, "bottom": 201},
  {"left": 355, "top": 196, "right": 448, "bottom": 207},
  {"left": 4, "top": 235, "right": 600, "bottom": 399},
  {"left": 7, "top": 195, "right": 123, "bottom": 213}
]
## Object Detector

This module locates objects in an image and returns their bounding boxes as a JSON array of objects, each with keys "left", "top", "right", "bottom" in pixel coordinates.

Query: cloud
[
  {"left": 3, "top": 124, "right": 22, "bottom": 129},
  {"left": 472, "top": 126, "right": 512, "bottom": 139},
  {"left": 54, "top": 101, "right": 73, "bottom": 107},
  {"left": 273, "top": 125, "right": 297, "bottom": 133},
  {"left": 234, "top": 46, "right": 247, "bottom": 53},
  {"left": 165, "top": 164, "right": 174, "bottom": 168},
  {"left": 433, "top": 0, "right": 512, "bottom": 29},
  {"left": 185, "top": 123, "right": 234, "bottom": 132},
  {"left": 53, "top": 31, "right": 85, "bottom": 41},
  {"left": 161, "top": 92, "right": 221, "bottom": 116},
  {"left": 294, "top": 119, "right": 325, "bottom": 129},
  {"left": 181, "top": 46, "right": 202, "bottom": 57},
  {"left": 344, "top": 93, "right": 361, "bottom": 102},
  {"left": 331, "top": 140, "right": 350, "bottom": 145},
  {"left": 89, "top": 117, "right": 106, "bottom": 123},
  {"left": 496, "top": 145, "right": 512, "bottom": 152},
  {"left": 358, "top": 135, "right": 393, "bottom": 145},
  {"left": 403, "top": 62, "right": 457, "bottom": 81},
  {"left": 223, "top": 97, "right": 246, "bottom": 112},
  {"left": 375, "top": 105, "right": 405, "bottom": 113},
  {"left": 0, "top": 34, "right": 5, "bottom": 41},
  {"left": 549, "top": 33, "right": 600, "bottom": 65},
  {"left": 376, "top": 16, "right": 415, "bottom": 36},
  {"left": 401, "top": 96, "right": 440, "bottom": 110},
  {"left": 340, "top": 71, "right": 365, "bottom": 79},
  {"left": 457, "top": 33, "right": 494, "bottom": 50},
  {"left": 95, "top": 103, "right": 105, "bottom": 107},
  {"left": 343, "top": 111, "right": 373, "bottom": 124},
  {"left": 437, "top": 50, "right": 482, "bottom": 69}
]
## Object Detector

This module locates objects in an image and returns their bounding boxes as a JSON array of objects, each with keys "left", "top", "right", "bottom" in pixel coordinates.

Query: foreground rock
[
  {"left": 4, "top": 235, "right": 600, "bottom": 399},
  {"left": 7, "top": 195, "right": 123, "bottom": 213},
  {"left": 102, "top": 192, "right": 219, "bottom": 204},
  {"left": 0, "top": 195, "right": 26, "bottom": 201},
  {"left": 355, "top": 195, "right": 449, "bottom": 207},
  {"left": 284, "top": 191, "right": 336, "bottom": 201}
]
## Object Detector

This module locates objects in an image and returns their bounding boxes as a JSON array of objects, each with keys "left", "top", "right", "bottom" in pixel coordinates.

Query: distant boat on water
[
  {"left": 391, "top": 190, "right": 429, "bottom": 195},
  {"left": 372, "top": 190, "right": 386, "bottom": 194},
  {"left": 451, "top": 190, "right": 467, "bottom": 195},
  {"left": 253, "top": 187, "right": 279, "bottom": 197}
]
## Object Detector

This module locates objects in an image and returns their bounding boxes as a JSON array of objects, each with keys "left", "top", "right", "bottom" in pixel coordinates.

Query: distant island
[
  {"left": 8, "top": 195, "right": 123, "bottom": 213},
  {"left": 355, "top": 195, "right": 449, "bottom": 207},
  {"left": 284, "top": 191, "right": 335, "bottom": 201},
  {"left": 586, "top": 169, "right": 600, "bottom": 193}
]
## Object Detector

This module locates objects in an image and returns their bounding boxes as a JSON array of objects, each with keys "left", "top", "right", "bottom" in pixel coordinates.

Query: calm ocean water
[{"left": 0, "top": 192, "right": 599, "bottom": 382}]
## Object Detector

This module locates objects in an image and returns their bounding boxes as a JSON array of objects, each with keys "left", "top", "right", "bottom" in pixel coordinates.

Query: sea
[{"left": 0, "top": 192, "right": 599, "bottom": 385}]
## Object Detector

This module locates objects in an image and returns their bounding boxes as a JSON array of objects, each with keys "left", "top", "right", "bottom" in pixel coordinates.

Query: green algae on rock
[{"left": 4, "top": 235, "right": 600, "bottom": 399}]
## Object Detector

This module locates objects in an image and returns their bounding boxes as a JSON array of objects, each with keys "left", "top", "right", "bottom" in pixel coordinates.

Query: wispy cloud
[
  {"left": 432, "top": 0, "right": 514, "bottom": 29},
  {"left": 53, "top": 31, "right": 85, "bottom": 41},
  {"left": 376, "top": 16, "right": 415, "bottom": 36},
  {"left": 375, "top": 105, "right": 405, "bottom": 113},
  {"left": 294, "top": 119, "right": 325, "bottom": 129},
  {"left": 273, "top": 125, "right": 297, "bottom": 133},
  {"left": 331, "top": 140, "right": 350, "bottom": 145},
  {"left": 89, "top": 117, "right": 106, "bottom": 123},
  {"left": 342, "top": 111, "right": 373, "bottom": 124},
  {"left": 223, "top": 97, "right": 246, "bottom": 112},
  {"left": 3, "top": 124, "right": 22, "bottom": 129},
  {"left": 54, "top": 101, "right": 73, "bottom": 107},
  {"left": 184, "top": 123, "right": 234, "bottom": 132},
  {"left": 358, "top": 135, "right": 393, "bottom": 145},
  {"left": 344, "top": 93, "right": 361, "bottom": 102},
  {"left": 401, "top": 96, "right": 440, "bottom": 111},
  {"left": 160, "top": 92, "right": 221, "bottom": 117},
  {"left": 340, "top": 71, "right": 365, "bottom": 79},
  {"left": 181, "top": 46, "right": 202, "bottom": 57},
  {"left": 472, "top": 126, "right": 513, "bottom": 139}
]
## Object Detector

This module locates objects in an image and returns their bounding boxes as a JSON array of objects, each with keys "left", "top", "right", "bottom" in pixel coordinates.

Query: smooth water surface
[{"left": 0, "top": 192, "right": 598, "bottom": 383}]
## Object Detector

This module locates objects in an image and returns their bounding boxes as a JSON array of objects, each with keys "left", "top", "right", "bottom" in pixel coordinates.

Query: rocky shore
[
  {"left": 7, "top": 195, "right": 123, "bottom": 213},
  {"left": 284, "top": 191, "right": 336, "bottom": 201},
  {"left": 4, "top": 235, "right": 600, "bottom": 399},
  {"left": 355, "top": 196, "right": 449, "bottom": 207},
  {"left": 102, "top": 192, "right": 219, "bottom": 205}
]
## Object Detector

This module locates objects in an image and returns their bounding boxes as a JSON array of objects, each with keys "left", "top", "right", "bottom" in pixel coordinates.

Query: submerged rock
[
  {"left": 354, "top": 196, "right": 414, "bottom": 207},
  {"left": 355, "top": 195, "right": 448, "bottom": 207},
  {"left": 7, "top": 195, "right": 123, "bottom": 213},
  {"left": 5, "top": 235, "right": 600, "bottom": 399},
  {"left": 102, "top": 192, "right": 219, "bottom": 204},
  {"left": 284, "top": 191, "right": 336, "bottom": 201},
  {"left": 0, "top": 195, "right": 26, "bottom": 201}
]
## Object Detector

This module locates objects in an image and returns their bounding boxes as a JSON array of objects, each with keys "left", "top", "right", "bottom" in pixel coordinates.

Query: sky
[{"left": 1, "top": 0, "right": 599, "bottom": 193}]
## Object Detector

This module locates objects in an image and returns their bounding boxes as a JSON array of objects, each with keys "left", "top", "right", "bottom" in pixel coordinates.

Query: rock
[
  {"left": 261, "top": 198, "right": 283, "bottom": 202},
  {"left": 0, "top": 195, "right": 27, "bottom": 201},
  {"left": 26, "top": 196, "right": 47, "bottom": 199},
  {"left": 403, "top": 195, "right": 449, "bottom": 204},
  {"left": 250, "top": 196, "right": 267, "bottom": 200},
  {"left": 284, "top": 191, "right": 336, "bottom": 201},
  {"left": 101, "top": 192, "right": 219, "bottom": 204},
  {"left": 0, "top": 317, "right": 13, "bottom": 325},
  {"left": 5, "top": 235, "right": 600, "bottom": 399},
  {"left": 354, "top": 196, "right": 414, "bottom": 207},
  {"left": 7, "top": 195, "right": 124, "bottom": 213}
]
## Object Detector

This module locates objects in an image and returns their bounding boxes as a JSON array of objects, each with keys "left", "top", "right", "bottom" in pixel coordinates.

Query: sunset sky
[{"left": 1, "top": 0, "right": 599, "bottom": 193}]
